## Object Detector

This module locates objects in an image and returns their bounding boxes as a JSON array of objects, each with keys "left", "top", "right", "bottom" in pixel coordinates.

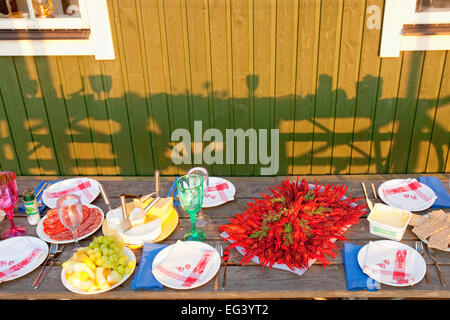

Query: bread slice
[
  {"left": 428, "top": 226, "right": 450, "bottom": 250},
  {"left": 409, "top": 213, "right": 428, "bottom": 227},
  {"left": 412, "top": 214, "right": 448, "bottom": 239}
]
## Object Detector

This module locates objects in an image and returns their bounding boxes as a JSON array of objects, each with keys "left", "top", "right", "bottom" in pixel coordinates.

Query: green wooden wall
[{"left": 0, "top": 0, "right": 449, "bottom": 176}]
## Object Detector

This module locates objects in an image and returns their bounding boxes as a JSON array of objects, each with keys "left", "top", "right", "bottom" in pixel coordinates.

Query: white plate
[
  {"left": 357, "top": 240, "right": 426, "bottom": 287},
  {"left": 378, "top": 179, "right": 436, "bottom": 212},
  {"left": 41, "top": 178, "right": 101, "bottom": 209},
  {"left": 202, "top": 177, "right": 235, "bottom": 208},
  {"left": 415, "top": 213, "right": 450, "bottom": 252},
  {"left": 152, "top": 241, "right": 220, "bottom": 289},
  {"left": 36, "top": 204, "right": 104, "bottom": 244},
  {"left": 61, "top": 246, "right": 136, "bottom": 295},
  {"left": 0, "top": 236, "right": 48, "bottom": 282}
]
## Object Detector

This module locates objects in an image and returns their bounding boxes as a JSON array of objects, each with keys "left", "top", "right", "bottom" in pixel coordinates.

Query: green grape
[
  {"left": 116, "top": 265, "right": 124, "bottom": 275},
  {"left": 118, "top": 256, "right": 127, "bottom": 265},
  {"left": 124, "top": 266, "right": 131, "bottom": 274}
]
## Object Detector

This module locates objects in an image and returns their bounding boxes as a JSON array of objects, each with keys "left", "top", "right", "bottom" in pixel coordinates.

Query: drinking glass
[
  {"left": 177, "top": 174, "right": 205, "bottom": 241},
  {"left": 57, "top": 194, "right": 83, "bottom": 248},
  {"left": 32, "top": 0, "right": 54, "bottom": 18},
  {"left": 187, "top": 167, "right": 211, "bottom": 228},
  {"left": 0, "top": 171, "right": 27, "bottom": 239}
]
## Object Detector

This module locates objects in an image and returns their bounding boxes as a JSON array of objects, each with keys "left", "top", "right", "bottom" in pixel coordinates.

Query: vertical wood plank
[
  {"left": 407, "top": 51, "right": 446, "bottom": 173},
  {"left": 367, "top": 55, "right": 403, "bottom": 173},
  {"left": 0, "top": 57, "right": 41, "bottom": 175},
  {"left": 349, "top": 0, "right": 383, "bottom": 174},
  {"left": 34, "top": 57, "right": 80, "bottom": 176},
  {"left": 426, "top": 52, "right": 450, "bottom": 173},
  {"left": 99, "top": 0, "right": 137, "bottom": 176},
  {"left": 79, "top": 56, "right": 118, "bottom": 176},
  {"left": 13, "top": 56, "right": 60, "bottom": 175},
  {"left": 140, "top": 0, "right": 177, "bottom": 175},
  {"left": 331, "top": 0, "right": 365, "bottom": 174},
  {"left": 387, "top": 51, "right": 424, "bottom": 173},
  {"left": 0, "top": 90, "right": 21, "bottom": 174},
  {"left": 292, "top": 0, "right": 320, "bottom": 175},
  {"left": 274, "top": 0, "right": 298, "bottom": 176},
  {"left": 230, "top": 0, "right": 252, "bottom": 176},
  {"left": 185, "top": 0, "right": 213, "bottom": 174},
  {"left": 208, "top": 0, "right": 233, "bottom": 176},
  {"left": 57, "top": 56, "right": 98, "bottom": 175},
  {"left": 115, "top": 0, "right": 155, "bottom": 175},
  {"left": 311, "top": 0, "right": 343, "bottom": 174},
  {"left": 161, "top": 0, "right": 193, "bottom": 175},
  {"left": 253, "top": 0, "right": 276, "bottom": 176}
]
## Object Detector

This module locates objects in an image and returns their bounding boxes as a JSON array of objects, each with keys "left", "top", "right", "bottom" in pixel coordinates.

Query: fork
[
  {"left": 33, "top": 245, "right": 64, "bottom": 289},
  {"left": 415, "top": 241, "right": 431, "bottom": 285},
  {"left": 32, "top": 243, "right": 58, "bottom": 287},
  {"left": 426, "top": 245, "right": 446, "bottom": 287},
  {"left": 214, "top": 244, "right": 223, "bottom": 291}
]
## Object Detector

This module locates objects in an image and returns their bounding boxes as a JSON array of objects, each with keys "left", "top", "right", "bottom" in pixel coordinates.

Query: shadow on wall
[{"left": 0, "top": 60, "right": 449, "bottom": 177}]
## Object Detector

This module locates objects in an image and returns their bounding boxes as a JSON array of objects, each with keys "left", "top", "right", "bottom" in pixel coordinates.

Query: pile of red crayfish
[{"left": 218, "top": 178, "right": 366, "bottom": 270}]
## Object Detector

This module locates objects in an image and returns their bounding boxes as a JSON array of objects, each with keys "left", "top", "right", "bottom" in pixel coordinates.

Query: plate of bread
[{"left": 409, "top": 209, "right": 450, "bottom": 252}]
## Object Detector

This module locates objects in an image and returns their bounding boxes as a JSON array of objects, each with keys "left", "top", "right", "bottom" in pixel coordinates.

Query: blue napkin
[
  {"left": 417, "top": 176, "right": 450, "bottom": 208},
  {"left": 342, "top": 242, "right": 380, "bottom": 291},
  {"left": 18, "top": 180, "right": 61, "bottom": 213},
  {"left": 130, "top": 242, "right": 167, "bottom": 290},
  {"left": 167, "top": 177, "right": 180, "bottom": 207}
]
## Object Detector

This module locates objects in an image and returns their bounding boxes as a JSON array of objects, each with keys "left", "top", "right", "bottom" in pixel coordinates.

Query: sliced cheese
[{"left": 147, "top": 197, "right": 173, "bottom": 224}]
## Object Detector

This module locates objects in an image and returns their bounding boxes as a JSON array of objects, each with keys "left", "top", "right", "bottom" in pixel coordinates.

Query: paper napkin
[
  {"left": 152, "top": 240, "right": 217, "bottom": 288},
  {"left": 362, "top": 241, "right": 416, "bottom": 285},
  {"left": 342, "top": 242, "right": 380, "bottom": 291},
  {"left": 417, "top": 176, "right": 450, "bottom": 208},
  {"left": 130, "top": 243, "right": 167, "bottom": 290}
]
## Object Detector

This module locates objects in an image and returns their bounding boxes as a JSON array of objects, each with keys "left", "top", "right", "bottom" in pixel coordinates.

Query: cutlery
[
  {"left": 415, "top": 241, "right": 431, "bottom": 285},
  {"left": 221, "top": 245, "right": 229, "bottom": 291},
  {"left": 361, "top": 182, "right": 373, "bottom": 211},
  {"left": 426, "top": 245, "right": 446, "bottom": 286},
  {"left": 155, "top": 170, "right": 160, "bottom": 197},
  {"left": 33, "top": 245, "right": 64, "bottom": 289},
  {"left": 119, "top": 195, "right": 132, "bottom": 232},
  {"left": 214, "top": 244, "right": 222, "bottom": 291},
  {"left": 99, "top": 184, "right": 112, "bottom": 212},
  {"left": 371, "top": 183, "right": 378, "bottom": 200},
  {"left": 32, "top": 243, "right": 58, "bottom": 287}
]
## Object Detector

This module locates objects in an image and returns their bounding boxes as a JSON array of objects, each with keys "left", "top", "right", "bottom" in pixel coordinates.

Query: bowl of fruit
[{"left": 61, "top": 235, "right": 136, "bottom": 294}]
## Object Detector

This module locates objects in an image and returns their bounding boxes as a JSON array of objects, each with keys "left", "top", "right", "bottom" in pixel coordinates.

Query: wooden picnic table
[{"left": 0, "top": 174, "right": 449, "bottom": 300}]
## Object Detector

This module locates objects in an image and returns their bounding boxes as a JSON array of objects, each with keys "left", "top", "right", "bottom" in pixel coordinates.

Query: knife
[
  {"left": 361, "top": 182, "right": 373, "bottom": 211},
  {"left": 33, "top": 246, "right": 65, "bottom": 289}
]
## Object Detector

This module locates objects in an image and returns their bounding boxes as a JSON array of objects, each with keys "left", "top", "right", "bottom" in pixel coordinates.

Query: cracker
[
  {"left": 428, "top": 209, "right": 447, "bottom": 220},
  {"left": 428, "top": 227, "right": 450, "bottom": 250},
  {"left": 412, "top": 215, "right": 447, "bottom": 239},
  {"left": 409, "top": 213, "right": 428, "bottom": 226}
]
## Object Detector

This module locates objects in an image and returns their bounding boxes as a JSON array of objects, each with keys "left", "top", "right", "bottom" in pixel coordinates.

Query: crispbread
[
  {"left": 428, "top": 209, "right": 447, "bottom": 220},
  {"left": 428, "top": 227, "right": 450, "bottom": 250},
  {"left": 412, "top": 214, "right": 447, "bottom": 239},
  {"left": 409, "top": 213, "right": 428, "bottom": 227}
]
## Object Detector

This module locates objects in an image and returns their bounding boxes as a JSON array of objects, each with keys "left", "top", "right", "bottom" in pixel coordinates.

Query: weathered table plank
[{"left": 0, "top": 175, "right": 448, "bottom": 300}]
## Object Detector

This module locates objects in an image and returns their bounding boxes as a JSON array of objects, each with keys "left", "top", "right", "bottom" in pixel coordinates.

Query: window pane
[
  {"left": 416, "top": 0, "right": 450, "bottom": 12},
  {"left": 0, "top": 0, "right": 81, "bottom": 18}
]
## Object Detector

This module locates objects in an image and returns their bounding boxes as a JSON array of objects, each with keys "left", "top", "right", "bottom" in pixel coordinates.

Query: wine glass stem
[
  {"left": 190, "top": 212, "right": 198, "bottom": 235},
  {"left": 7, "top": 209, "right": 16, "bottom": 229},
  {"left": 72, "top": 230, "right": 80, "bottom": 248}
]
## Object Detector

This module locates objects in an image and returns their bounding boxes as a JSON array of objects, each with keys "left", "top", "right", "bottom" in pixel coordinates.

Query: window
[
  {"left": 0, "top": 0, "right": 115, "bottom": 60},
  {"left": 380, "top": 0, "right": 450, "bottom": 57}
]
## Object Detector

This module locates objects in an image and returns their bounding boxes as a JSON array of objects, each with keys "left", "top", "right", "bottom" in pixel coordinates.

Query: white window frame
[
  {"left": 0, "top": 0, "right": 115, "bottom": 60},
  {"left": 380, "top": 0, "right": 450, "bottom": 57}
]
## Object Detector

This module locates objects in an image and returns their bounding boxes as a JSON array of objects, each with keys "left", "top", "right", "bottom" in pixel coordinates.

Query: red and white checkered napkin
[
  {"left": 152, "top": 241, "right": 217, "bottom": 288},
  {"left": 362, "top": 241, "right": 416, "bottom": 285},
  {"left": 0, "top": 238, "right": 44, "bottom": 282},
  {"left": 380, "top": 178, "right": 436, "bottom": 210}
]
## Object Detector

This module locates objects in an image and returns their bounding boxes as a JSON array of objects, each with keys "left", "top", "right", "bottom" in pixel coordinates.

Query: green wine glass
[{"left": 177, "top": 174, "right": 205, "bottom": 241}]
